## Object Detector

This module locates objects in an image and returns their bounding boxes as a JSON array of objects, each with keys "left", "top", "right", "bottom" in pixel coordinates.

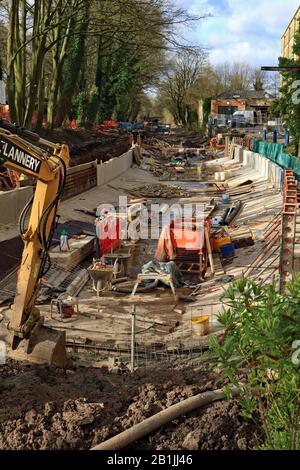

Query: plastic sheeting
[{"left": 252, "top": 140, "right": 300, "bottom": 181}]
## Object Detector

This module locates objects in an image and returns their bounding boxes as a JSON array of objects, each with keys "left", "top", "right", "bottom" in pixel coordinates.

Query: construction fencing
[{"left": 67, "top": 301, "right": 224, "bottom": 370}]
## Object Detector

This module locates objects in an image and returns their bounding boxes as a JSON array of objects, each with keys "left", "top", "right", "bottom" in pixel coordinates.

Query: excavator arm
[{"left": 0, "top": 120, "right": 70, "bottom": 366}]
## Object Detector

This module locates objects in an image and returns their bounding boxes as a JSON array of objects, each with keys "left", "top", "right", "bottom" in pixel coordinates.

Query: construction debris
[
  {"left": 0, "top": 125, "right": 288, "bottom": 451},
  {"left": 128, "top": 183, "right": 190, "bottom": 198}
]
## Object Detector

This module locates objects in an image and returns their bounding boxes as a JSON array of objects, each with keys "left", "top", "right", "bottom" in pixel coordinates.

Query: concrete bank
[
  {"left": 97, "top": 149, "right": 133, "bottom": 186},
  {"left": 233, "top": 145, "right": 283, "bottom": 190},
  {"left": 0, "top": 186, "right": 33, "bottom": 227}
]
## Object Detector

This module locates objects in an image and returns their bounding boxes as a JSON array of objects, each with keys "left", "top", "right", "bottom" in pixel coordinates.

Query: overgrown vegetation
[
  {"left": 210, "top": 276, "right": 300, "bottom": 450},
  {"left": 0, "top": 0, "right": 201, "bottom": 129},
  {"left": 270, "top": 22, "right": 300, "bottom": 156}
]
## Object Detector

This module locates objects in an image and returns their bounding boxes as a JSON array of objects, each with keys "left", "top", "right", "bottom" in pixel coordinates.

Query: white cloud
[{"left": 175, "top": 0, "right": 300, "bottom": 66}]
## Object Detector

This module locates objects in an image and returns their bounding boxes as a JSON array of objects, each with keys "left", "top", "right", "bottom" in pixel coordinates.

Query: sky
[{"left": 176, "top": 0, "right": 300, "bottom": 66}]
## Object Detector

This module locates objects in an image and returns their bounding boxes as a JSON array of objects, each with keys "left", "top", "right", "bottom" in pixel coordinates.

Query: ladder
[{"left": 279, "top": 170, "right": 297, "bottom": 293}]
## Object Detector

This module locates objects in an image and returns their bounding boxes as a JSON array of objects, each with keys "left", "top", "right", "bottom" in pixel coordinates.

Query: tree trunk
[
  {"left": 6, "top": 0, "right": 18, "bottom": 122},
  {"left": 47, "top": 17, "right": 72, "bottom": 129},
  {"left": 14, "top": 0, "right": 27, "bottom": 124},
  {"left": 36, "top": 65, "right": 45, "bottom": 130},
  {"left": 54, "top": 3, "right": 90, "bottom": 127}
]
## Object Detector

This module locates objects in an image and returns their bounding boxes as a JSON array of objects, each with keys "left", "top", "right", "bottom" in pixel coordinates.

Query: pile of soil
[
  {"left": 39, "top": 128, "right": 130, "bottom": 166},
  {"left": 0, "top": 360, "right": 261, "bottom": 450}
]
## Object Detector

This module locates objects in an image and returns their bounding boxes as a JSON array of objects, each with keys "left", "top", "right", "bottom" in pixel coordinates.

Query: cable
[
  {"left": 37, "top": 157, "right": 67, "bottom": 278},
  {"left": 21, "top": 155, "right": 67, "bottom": 315},
  {"left": 18, "top": 194, "right": 34, "bottom": 240}
]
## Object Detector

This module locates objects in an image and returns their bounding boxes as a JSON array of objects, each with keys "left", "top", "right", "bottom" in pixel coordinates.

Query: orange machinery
[{"left": 155, "top": 218, "right": 214, "bottom": 280}]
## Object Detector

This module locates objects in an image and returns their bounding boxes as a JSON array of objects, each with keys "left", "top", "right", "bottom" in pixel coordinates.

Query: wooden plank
[{"left": 49, "top": 236, "right": 95, "bottom": 269}]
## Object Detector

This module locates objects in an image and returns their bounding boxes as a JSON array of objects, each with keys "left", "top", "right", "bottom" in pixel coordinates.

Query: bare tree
[
  {"left": 267, "top": 72, "right": 280, "bottom": 97},
  {"left": 162, "top": 49, "right": 207, "bottom": 126},
  {"left": 252, "top": 68, "right": 267, "bottom": 91},
  {"left": 214, "top": 62, "right": 254, "bottom": 92}
]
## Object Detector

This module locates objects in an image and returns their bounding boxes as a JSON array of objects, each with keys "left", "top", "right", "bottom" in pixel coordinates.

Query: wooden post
[{"left": 130, "top": 305, "right": 136, "bottom": 372}]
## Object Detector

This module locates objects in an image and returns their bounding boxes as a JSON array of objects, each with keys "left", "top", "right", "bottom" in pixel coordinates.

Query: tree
[
  {"left": 46, "top": 0, "right": 91, "bottom": 128},
  {"left": 214, "top": 62, "right": 254, "bottom": 91},
  {"left": 161, "top": 49, "right": 207, "bottom": 126},
  {"left": 1, "top": 0, "right": 206, "bottom": 129},
  {"left": 267, "top": 72, "right": 280, "bottom": 98},
  {"left": 53, "top": 2, "right": 90, "bottom": 127},
  {"left": 4, "top": 0, "right": 88, "bottom": 127},
  {"left": 252, "top": 68, "right": 267, "bottom": 91},
  {"left": 275, "top": 23, "right": 300, "bottom": 155}
]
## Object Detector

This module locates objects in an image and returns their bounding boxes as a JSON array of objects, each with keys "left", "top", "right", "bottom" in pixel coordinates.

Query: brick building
[{"left": 211, "top": 90, "right": 275, "bottom": 124}]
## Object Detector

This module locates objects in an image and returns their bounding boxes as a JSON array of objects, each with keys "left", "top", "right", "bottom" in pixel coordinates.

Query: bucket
[
  {"left": 192, "top": 316, "right": 210, "bottom": 336},
  {"left": 220, "top": 243, "right": 235, "bottom": 258},
  {"left": 222, "top": 194, "right": 230, "bottom": 204}
]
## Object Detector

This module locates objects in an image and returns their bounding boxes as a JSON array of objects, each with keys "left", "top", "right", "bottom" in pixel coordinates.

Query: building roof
[{"left": 216, "top": 90, "right": 275, "bottom": 100}]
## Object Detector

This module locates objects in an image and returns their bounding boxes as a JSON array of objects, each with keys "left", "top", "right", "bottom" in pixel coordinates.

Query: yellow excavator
[{"left": 0, "top": 120, "right": 70, "bottom": 367}]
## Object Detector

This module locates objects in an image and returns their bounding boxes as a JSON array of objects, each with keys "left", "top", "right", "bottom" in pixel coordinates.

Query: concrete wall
[
  {"left": 0, "top": 186, "right": 33, "bottom": 226},
  {"left": 233, "top": 145, "right": 283, "bottom": 190},
  {"left": 97, "top": 149, "right": 133, "bottom": 186}
]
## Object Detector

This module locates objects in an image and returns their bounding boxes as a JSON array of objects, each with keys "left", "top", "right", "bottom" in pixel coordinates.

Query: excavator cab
[{"left": 0, "top": 120, "right": 70, "bottom": 367}]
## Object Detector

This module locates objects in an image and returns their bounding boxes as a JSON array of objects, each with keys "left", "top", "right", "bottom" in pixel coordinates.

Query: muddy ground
[{"left": 0, "top": 359, "right": 261, "bottom": 450}]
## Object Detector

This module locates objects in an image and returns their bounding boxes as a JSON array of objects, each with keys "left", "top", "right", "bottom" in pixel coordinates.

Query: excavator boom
[{"left": 0, "top": 120, "right": 70, "bottom": 367}]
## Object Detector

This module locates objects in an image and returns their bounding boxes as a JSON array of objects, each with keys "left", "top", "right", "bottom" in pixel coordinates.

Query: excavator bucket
[{"left": 9, "top": 325, "right": 69, "bottom": 368}]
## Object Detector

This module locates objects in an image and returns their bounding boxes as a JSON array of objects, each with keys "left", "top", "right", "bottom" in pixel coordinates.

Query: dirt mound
[
  {"left": 0, "top": 360, "right": 261, "bottom": 450},
  {"left": 39, "top": 128, "right": 130, "bottom": 166},
  {"left": 139, "top": 401, "right": 258, "bottom": 451}
]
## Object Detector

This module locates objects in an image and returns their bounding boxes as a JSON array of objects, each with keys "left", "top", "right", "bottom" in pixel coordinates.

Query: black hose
[
  {"left": 38, "top": 157, "right": 66, "bottom": 248},
  {"left": 112, "top": 280, "right": 159, "bottom": 293},
  {"left": 18, "top": 195, "right": 34, "bottom": 240},
  {"left": 0, "top": 119, "right": 40, "bottom": 143},
  {"left": 37, "top": 157, "right": 67, "bottom": 277}
]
